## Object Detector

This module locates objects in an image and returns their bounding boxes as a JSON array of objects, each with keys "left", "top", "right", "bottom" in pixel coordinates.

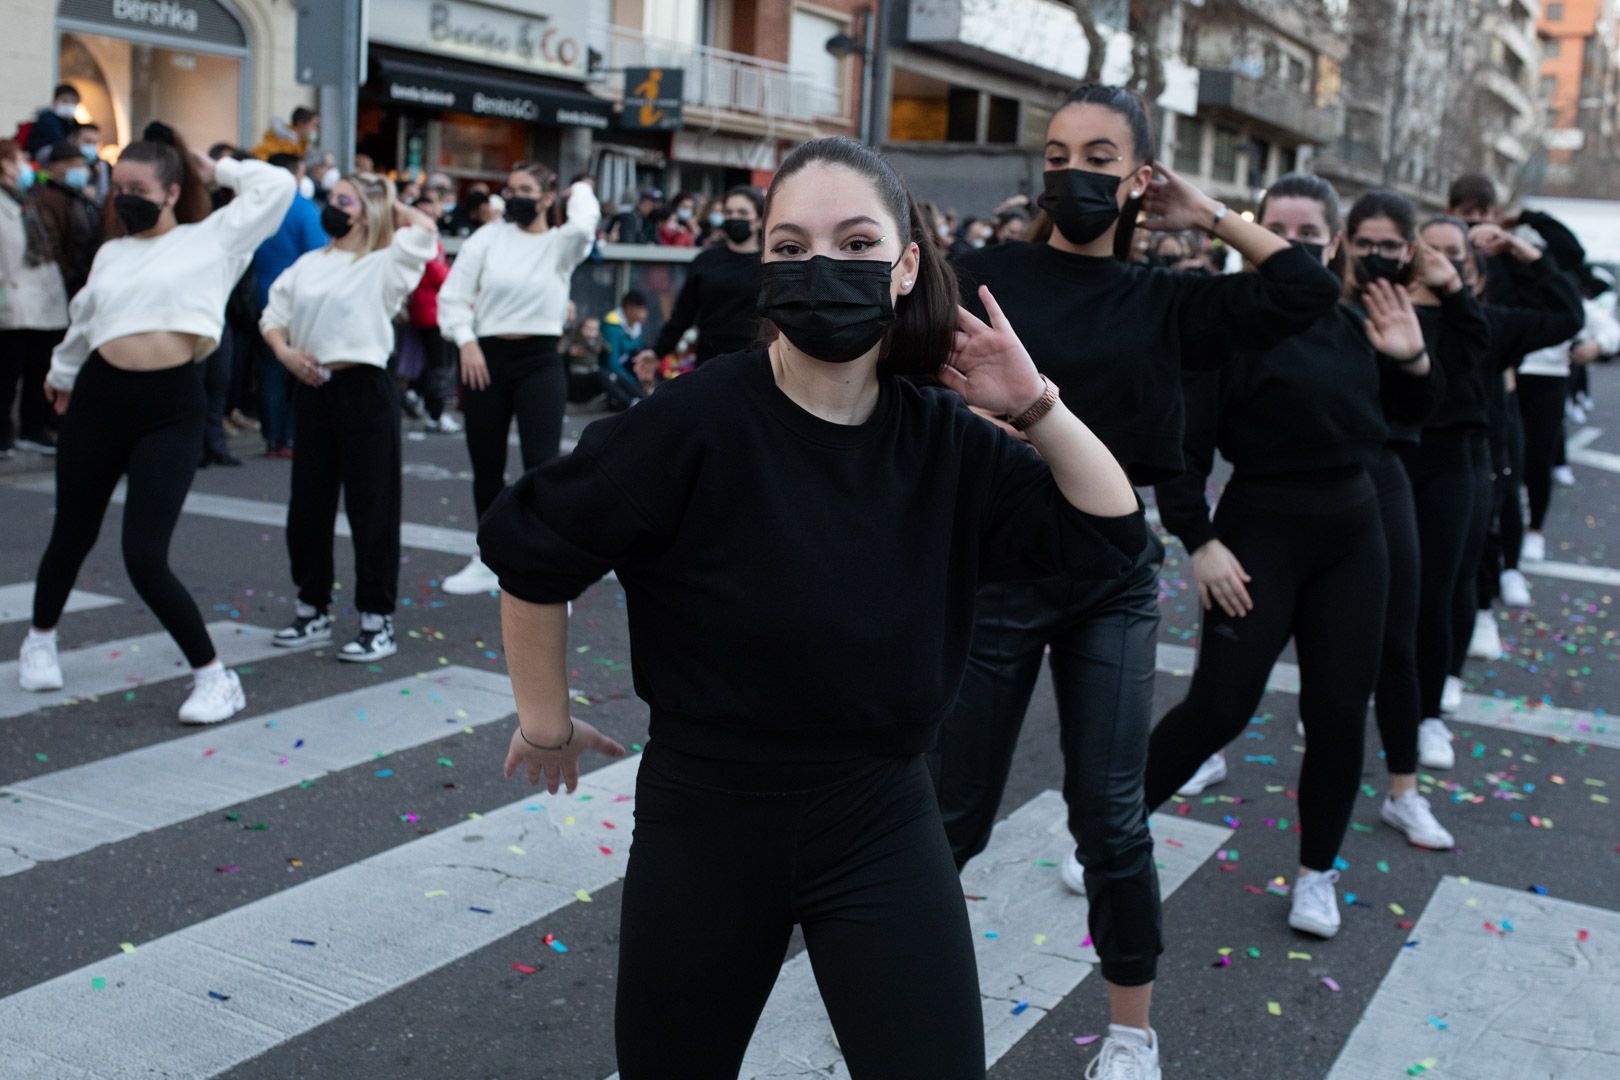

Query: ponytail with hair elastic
[
  {"left": 1028, "top": 83, "right": 1157, "bottom": 261},
  {"left": 109, "top": 121, "right": 211, "bottom": 236}
]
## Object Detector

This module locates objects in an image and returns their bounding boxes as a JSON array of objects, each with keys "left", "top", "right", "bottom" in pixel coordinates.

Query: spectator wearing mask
[
  {"left": 251, "top": 106, "right": 319, "bottom": 162},
  {"left": 250, "top": 151, "right": 327, "bottom": 457},
  {"left": 995, "top": 208, "right": 1029, "bottom": 244},
  {"left": 74, "top": 123, "right": 108, "bottom": 205},
  {"left": 560, "top": 312, "right": 609, "bottom": 402},
  {"left": 0, "top": 137, "right": 69, "bottom": 457},
  {"left": 24, "top": 85, "right": 80, "bottom": 161},
  {"left": 600, "top": 290, "right": 648, "bottom": 409},
  {"left": 656, "top": 192, "right": 700, "bottom": 246},
  {"left": 426, "top": 172, "right": 456, "bottom": 218},
  {"left": 608, "top": 188, "right": 661, "bottom": 244},
  {"left": 950, "top": 217, "right": 991, "bottom": 258},
  {"left": 33, "top": 140, "right": 102, "bottom": 299}
]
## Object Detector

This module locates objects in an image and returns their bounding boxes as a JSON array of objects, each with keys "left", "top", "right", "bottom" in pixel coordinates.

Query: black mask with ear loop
[
  {"left": 114, "top": 194, "right": 163, "bottom": 235},
  {"left": 757, "top": 250, "right": 904, "bottom": 364},
  {"left": 1037, "top": 168, "right": 1136, "bottom": 245}
]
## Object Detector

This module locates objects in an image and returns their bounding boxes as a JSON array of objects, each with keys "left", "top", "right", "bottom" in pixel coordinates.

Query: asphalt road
[{"left": 0, "top": 366, "right": 1616, "bottom": 1079}]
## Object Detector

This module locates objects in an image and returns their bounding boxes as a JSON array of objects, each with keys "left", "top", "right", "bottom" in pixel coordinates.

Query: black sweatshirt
[
  {"left": 478, "top": 349, "right": 1148, "bottom": 763},
  {"left": 951, "top": 242, "right": 1342, "bottom": 484},
  {"left": 1414, "top": 287, "right": 1493, "bottom": 431},
  {"left": 1483, "top": 257, "right": 1584, "bottom": 373},
  {"left": 651, "top": 245, "right": 763, "bottom": 364},
  {"left": 1154, "top": 304, "right": 1435, "bottom": 553}
]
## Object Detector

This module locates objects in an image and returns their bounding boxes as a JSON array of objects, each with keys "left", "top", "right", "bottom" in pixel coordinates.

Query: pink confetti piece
[
  {"left": 511, "top": 963, "right": 536, "bottom": 975},
  {"left": 1578, "top": 929, "right": 1590, "bottom": 942},
  {"left": 1080, "top": 936, "right": 1093, "bottom": 948},
  {"left": 1321, "top": 976, "right": 1341, "bottom": 992},
  {"left": 214, "top": 865, "right": 240, "bottom": 873},
  {"left": 1073, "top": 1034, "right": 1101, "bottom": 1046}
]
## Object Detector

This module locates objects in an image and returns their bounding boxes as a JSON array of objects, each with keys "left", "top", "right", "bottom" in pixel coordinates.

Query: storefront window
[
  {"left": 59, "top": 32, "right": 240, "bottom": 151},
  {"left": 439, "top": 114, "right": 533, "bottom": 181}
]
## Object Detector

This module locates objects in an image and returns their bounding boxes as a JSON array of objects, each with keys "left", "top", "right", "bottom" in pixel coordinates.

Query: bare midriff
[{"left": 98, "top": 331, "right": 199, "bottom": 371}]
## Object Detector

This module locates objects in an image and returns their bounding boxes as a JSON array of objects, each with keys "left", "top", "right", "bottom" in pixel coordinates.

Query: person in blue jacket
[
  {"left": 249, "top": 152, "right": 326, "bottom": 456},
  {"left": 600, "top": 290, "right": 648, "bottom": 409}
]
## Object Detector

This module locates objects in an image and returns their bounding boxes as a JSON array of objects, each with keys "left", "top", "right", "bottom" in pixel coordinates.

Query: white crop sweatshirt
[
  {"left": 260, "top": 226, "right": 437, "bottom": 367},
  {"left": 1519, "top": 297, "right": 1620, "bottom": 378},
  {"left": 47, "top": 157, "right": 296, "bottom": 391},
  {"left": 437, "top": 182, "right": 601, "bottom": 347}
]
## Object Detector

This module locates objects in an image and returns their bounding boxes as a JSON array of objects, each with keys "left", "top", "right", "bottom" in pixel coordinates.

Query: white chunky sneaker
[
  {"left": 1499, "top": 569, "right": 1532, "bottom": 608},
  {"left": 178, "top": 668, "right": 246, "bottom": 725},
  {"left": 18, "top": 634, "right": 64, "bottom": 691},
  {"left": 1381, "top": 790, "right": 1456, "bottom": 849},
  {"left": 1467, "top": 610, "right": 1502, "bottom": 660},
  {"left": 1177, "top": 753, "right": 1228, "bottom": 796},
  {"left": 1060, "top": 851, "right": 1087, "bottom": 897},
  {"left": 1084, "top": 1026, "right": 1160, "bottom": 1080},
  {"left": 1521, "top": 531, "right": 1546, "bottom": 563},
  {"left": 442, "top": 557, "right": 499, "bottom": 595},
  {"left": 1288, "top": 868, "right": 1341, "bottom": 938},
  {"left": 1418, "top": 718, "right": 1456, "bottom": 770},
  {"left": 1441, "top": 675, "right": 1463, "bottom": 715},
  {"left": 425, "top": 412, "right": 462, "bottom": 434},
  {"left": 1553, "top": 464, "right": 1576, "bottom": 487}
]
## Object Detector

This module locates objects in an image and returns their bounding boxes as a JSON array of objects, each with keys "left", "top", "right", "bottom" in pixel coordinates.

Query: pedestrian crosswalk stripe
[
  {"left": 0, "top": 754, "right": 642, "bottom": 1079},
  {"left": 1519, "top": 557, "right": 1620, "bottom": 589},
  {"left": 1327, "top": 875, "right": 1620, "bottom": 1079},
  {"left": 0, "top": 667, "right": 515, "bottom": 878},
  {"left": 1154, "top": 643, "right": 1617, "bottom": 750},
  {"left": 732, "top": 795, "right": 1229, "bottom": 1077},
  {"left": 0, "top": 622, "right": 317, "bottom": 722},
  {"left": 0, "top": 584, "right": 119, "bottom": 627}
]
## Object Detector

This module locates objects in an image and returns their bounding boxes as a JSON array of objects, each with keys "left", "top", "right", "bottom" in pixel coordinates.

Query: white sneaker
[
  {"left": 18, "top": 635, "right": 64, "bottom": 691},
  {"left": 425, "top": 413, "right": 462, "bottom": 434},
  {"left": 1441, "top": 675, "right": 1463, "bottom": 715},
  {"left": 1467, "top": 610, "right": 1502, "bottom": 660},
  {"left": 338, "top": 616, "right": 397, "bottom": 663},
  {"left": 1418, "top": 718, "right": 1456, "bottom": 769},
  {"left": 1521, "top": 532, "right": 1546, "bottom": 563},
  {"left": 1288, "top": 868, "right": 1341, "bottom": 938},
  {"left": 178, "top": 668, "right": 246, "bottom": 725},
  {"left": 442, "top": 557, "right": 499, "bottom": 595},
  {"left": 1381, "top": 790, "right": 1455, "bottom": 849},
  {"left": 1553, "top": 465, "right": 1576, "bottom": 487},
  {"left": 1084, "top": 1026, "right": 1160, "bottom": 1080},
  {"left": 1177, "top": 753, "right": 1227, "bottom": 796},
  {"left": 1499, "top": 569, "right": 1532, "bottom": 608},
  {"left": 1060, "top": 851, "right": 1087, "bottom": 897}
]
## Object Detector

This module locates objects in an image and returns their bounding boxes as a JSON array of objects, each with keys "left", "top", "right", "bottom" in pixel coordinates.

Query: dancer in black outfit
[
  {"left": 634, "top": 185, "right": 763, "bottom": 369},
  {"left": 1149, "top": 177, "right": 1440, "bottom": 941},
  {"left": 479, "top": 137, "right": 1145, "bottom": 1080},
  {"left": 934, "top": 84, "right": 1339, "bottom": 1074}
]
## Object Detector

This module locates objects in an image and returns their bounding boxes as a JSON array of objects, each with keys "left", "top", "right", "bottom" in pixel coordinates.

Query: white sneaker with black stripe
[
  {"left": 273, "top": 608, "right": 332, "bottom": 647},
  {"left": 339, "top": 615, "right": 397, "bottom": 663}
]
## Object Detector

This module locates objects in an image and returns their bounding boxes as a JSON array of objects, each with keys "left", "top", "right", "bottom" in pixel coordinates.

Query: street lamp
[{"left": 825, "top": 8, "right": 880, "bottom": 144}]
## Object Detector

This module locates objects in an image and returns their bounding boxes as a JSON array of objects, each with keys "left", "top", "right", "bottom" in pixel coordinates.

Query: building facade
[{"left": 1536, "top": 0, "right": 1620, "bottom": 196}]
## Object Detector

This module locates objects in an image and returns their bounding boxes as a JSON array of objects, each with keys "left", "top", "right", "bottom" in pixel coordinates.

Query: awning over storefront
[{"left": 364, "top": 49, "right": 612, "bottom": 130}]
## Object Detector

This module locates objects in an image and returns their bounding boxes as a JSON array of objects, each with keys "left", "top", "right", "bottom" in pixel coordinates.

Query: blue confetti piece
[
  {"left": 290, "top": 939, "right": 316, "bottom": 946},
  {"left": 984, "top": 931, "right": 999, "bottom": 939},
  {"left": 207, "top": 991, "right": 230, "bottom": 1001},
  {"left": 1011, "top": 1000, "right": 1029, "bottom": 1015},
  {"left": 1427, "top": 1016, "right": 1448, "bottom": 1030},
  {"left": 1528, "top": 884, "right": 1547, "bottom": 895},
  {"left": 1501, "top": 919, "right": 1515, "bottom": 932},
  {"left": 375, "top": 769, "right": 393, "bottom": 778},
  {"left": 1333, "top": 857, "right": 1349, "bottom": 871},
  {"left": 293, "top": 739, "right": 304, "bottom": 749},
  {"left": 549, "top": 940, "right": 569, "bottom": 953},
  {"left": 469, "top": 906, "right": 493, "bottom": 914},
  {"left": 1344, "top": 892, "right": 1357, "bottom": 904}
]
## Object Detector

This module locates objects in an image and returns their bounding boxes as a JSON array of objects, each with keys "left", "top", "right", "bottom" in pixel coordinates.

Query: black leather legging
[{"left": 929, "top": 537, "right": 1164, "bottom": 987}]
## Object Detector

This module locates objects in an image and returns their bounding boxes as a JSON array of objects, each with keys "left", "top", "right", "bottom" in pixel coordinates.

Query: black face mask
[
  {"left": 1355, "top": 252, "right": 1413, "bottom": 287},
  {"left": 757, "top": 255, "right": 896, "bottom": 364},
  {"left": 1037, "top": 168, "right": 1125, "bottom": 246},
  {"left": 505, "top": 197, "right": 540, "bottom": 227},
  {"left": 1291, "top": 239, "right": 1327, "bottom": 264},
  {"left": 320, "top": 203, "right": 354, "bottom": 239},
  {"left": 114, "top": 194, "right": 162, "bottom": 235},
  {"left": 1448, "top": 257, "right": 1469, "bottom": 281},
  {"left": 721, "top": 218, "right": 754, "bottom": 244}
]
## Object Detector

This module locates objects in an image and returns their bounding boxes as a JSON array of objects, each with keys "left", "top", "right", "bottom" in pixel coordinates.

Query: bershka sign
[
  {"left": 370, "top": 0, "right": 592, "bottom": 81},
  {"left": 57, "top": 0, "right": 247, "bottom": 47},
  {"left": 112, "top": 0, "right": 198, "bottom": 31}
]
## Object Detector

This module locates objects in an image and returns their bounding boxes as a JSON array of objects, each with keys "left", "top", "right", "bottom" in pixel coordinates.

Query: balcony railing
[
  {"left": 596, "top": 25, "right": 843, "bottom": 124},
  {"left": 1198, "top": 69, "right": 1344, "bottom": 144}
]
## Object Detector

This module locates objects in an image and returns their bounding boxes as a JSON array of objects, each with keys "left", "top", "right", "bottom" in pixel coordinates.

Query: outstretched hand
[
  {"left": 503, "top": 717, "right": 627, "bottom": 795},
  {"left": 939, "top": 285, "right": 1045, "bottom": 417},
  {"left": 1362, "top": 279, "right": 1426, "bottom": 361}
]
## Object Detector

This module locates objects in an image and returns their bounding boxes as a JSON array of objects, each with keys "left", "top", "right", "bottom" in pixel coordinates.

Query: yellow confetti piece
[
  {"left": 508, "top": 845, "right": 526, "bottom": 856},
  {"left": 1586, "top": 778, "right": 1608, "bottom": 787},
  {"left": 119, "top": 943, "right": 135, "bottom": 955},
  {"left": 424, "top": 890, "right": 448, "bottom": 898},
  {"left": 1217, "top": 947, "right": 1233, "bottom": 956},
  {"left": 1267, "top": 1001, "right": 1282, "bottom": 1016},
  {"left": 1032, "top": 934, "right": 1047, "bottom": 946},
  {"left": 571, "top": 694, "right": 591, "bottom": 706},
  {"left": 463, "top": 726, "right": 474, "bottom": 735},
  {"left": 564, "top": 815, "right": 576, "bottom": 826},
  {"left": 575, "top": 889, "right": 593, "bottom": 903},
  {"left": 1287, "top": 951, "right": 1312, "bottom": 960},
  {"left": 1592, "top": 794, "right": 1610, "bottom": 804},
  {"left": 1458, "top": 876, "right": 1470, "bottom": 885},
  {"left": 1390, "top": 903, "right": 1406, "bottom": 916},
  {"left": 1466, "top": 897, "right": 1480, "bottom": 907}
]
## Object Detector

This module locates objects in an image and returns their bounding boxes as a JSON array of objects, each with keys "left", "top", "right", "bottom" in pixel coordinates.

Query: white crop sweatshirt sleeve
[
  {"left": 436, "top": 223, "right": 488, "bottom": 349},
  {"left": 47, "top": 157, "right": 296, "bottom": 391},
  {"left": 555, "top": 181, "right": 602, "bottom": 266}
]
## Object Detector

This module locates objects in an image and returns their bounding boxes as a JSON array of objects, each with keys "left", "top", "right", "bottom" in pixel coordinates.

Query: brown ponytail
[
  {"left": 1027, "top": 83, "right": 1157, "bottom": 262},
  {"left": 108, "top": 121, "right": 211, "bottom": 237},
  {"left": 512, "top": 159, "right": 564, "bottom": 227}
]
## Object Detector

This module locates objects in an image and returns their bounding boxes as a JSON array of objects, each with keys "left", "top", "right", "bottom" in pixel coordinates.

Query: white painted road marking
[
  {"left": 0, "top": 668, "right": 516, "bottom": 877},
  {"left": 1327, "top": 875, "right": 1620, "bottom": 1079},
  {"left": 0, "top": 585, "right": 119, "bottom": 627},
  {"left": 1520, "top": 557, "right": 1620, "bottom": 589},
  {"left": 0, "top": 754, "right": 642, "bottom": 1080},
  {"left": 1154, "top": 643, "right": 1616, "bottom": 750},
  {"left": 733, "top": 796, "right": 1229, "bottom": 1078},
  {"left": 0, "top": 622, "right": 316, "bottom": 722}
]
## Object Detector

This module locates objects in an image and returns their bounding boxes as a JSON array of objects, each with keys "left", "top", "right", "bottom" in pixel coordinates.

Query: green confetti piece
[
  {"left": 224, "top": 812, "right": 240, "bottom": 821},
  {"left": 1033, "top": 859, "right": 1057, "bottom": 867},
  {"left": 437, "top": 757, "right": 455, "bottom": 768},
  {"left": 90, "top": 977, "right": 106, "bottom": 990},
  {"left": 34, "top": 753, "right": 48, "bottom": 762},
  {"left": 1376, "top": 860, "right": 1391, "bottom": 873},
  {"left": 1246, "top": 947, "right": 1260, "bottom": 959},
  {"left": 1350, "top": 822, "right": 1373, "bottom": 833},
  {"left": 1360, "top": 783, "right": 1378, "bottom": 798}
]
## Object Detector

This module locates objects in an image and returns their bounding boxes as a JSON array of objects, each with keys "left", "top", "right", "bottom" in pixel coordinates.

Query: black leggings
[
  {"left": 1478, "top": 396, "right": 1526, "bottom": 604},
  {"left": 462, "top": 336, "right": 565, "bottom": 521},
  {"left": 286, "top": 366, "right": 402, "bottom": 615},
  {"left": 616, "top": 745, "right": 983, "bottom": 1080},
  {"left": 1518, "top": 373, "right": 1567, "bottom": 531},
  {"left": 1371, "top": 448, "right": 1421, "bottom": 776},
  {"left": 1398, "top": 429, "right": 1484, "bottom": 719},
  {"left": 1448, "top": 430, "right": 1493, "bottom": 678},
  {"left": 1146, "top": 476, "right": 1387, "bottom": 871},
  {"left": 0, "top": 327, "right": 61, "bottom": 445},
  {"left": 930, "top": 538, "right": 1164, "bottom": 987},
  {"left": 32, "top": 353, "right": 215, "bottom": 667}
]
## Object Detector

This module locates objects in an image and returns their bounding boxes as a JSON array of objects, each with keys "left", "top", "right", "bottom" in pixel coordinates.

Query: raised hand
[
  {"left": 1141, "top": 160, "right": 1219, "bottom": 233},
  {"left": 938, "top": 286, "right": 1045, "bottom": 417},
  {"left": 1363, "top": 279, "right": 1426, "bottom": 361},
  {"left": 1413, "top": 245, "right": 1461, "bottom": 292}
]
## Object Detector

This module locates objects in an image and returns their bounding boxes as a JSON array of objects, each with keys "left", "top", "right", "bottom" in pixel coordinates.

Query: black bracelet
[
  {"left": 518, "top": 718, "right": 574, "bottom": 751},
  {"left": 1395, "top": 350, "right": 1429, "bottom": 366}
]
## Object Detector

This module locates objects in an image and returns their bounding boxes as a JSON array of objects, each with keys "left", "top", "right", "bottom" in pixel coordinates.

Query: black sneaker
[
  {"left": 338, "top": 617, "right": 397, "bottom": 663},
  {"left": 273, "top": 611, "right": 332, "bottom": 647}
]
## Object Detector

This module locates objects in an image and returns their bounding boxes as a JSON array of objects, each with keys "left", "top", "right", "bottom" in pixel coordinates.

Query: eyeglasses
[{"left": 1349, "top": 238, "right": 1407, "bottom": 258}]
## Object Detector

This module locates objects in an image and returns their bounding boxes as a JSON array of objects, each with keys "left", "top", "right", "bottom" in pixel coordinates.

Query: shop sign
[
  {"left": 57, "top": 0, "right": 247, "bottom": 48},
  {"left": 621, "top": 68, "right": 684, "bottom": 131},
  {"left": 369, "top": 51, "right": 613, "bottom": 130},
  {"left": 369, "top": 0, "right": 591, "bottom": 82}
]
